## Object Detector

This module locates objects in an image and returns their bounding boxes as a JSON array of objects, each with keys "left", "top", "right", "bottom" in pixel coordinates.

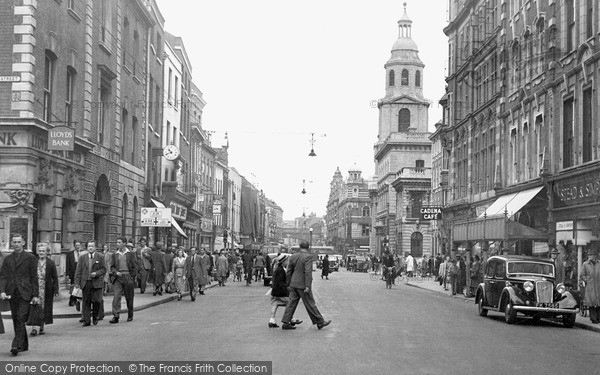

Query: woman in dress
[
  {"left": 216, "top": 250, "right": 229, "bottom": 286},
  {"left": 172, "top": 249, "right": 186, "bottom": 301},
  {"left": 29, "top": 243, "right": 58, "bottom": 336}
]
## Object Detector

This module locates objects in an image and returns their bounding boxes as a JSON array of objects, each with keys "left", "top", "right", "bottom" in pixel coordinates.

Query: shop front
[{"left": 550, "top": 167, "right": 600, "bottom": 285}]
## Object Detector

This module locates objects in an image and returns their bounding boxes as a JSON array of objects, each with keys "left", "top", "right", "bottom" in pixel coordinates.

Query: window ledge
[
  {"left": 68, "top": 8, "right": 81, "bottom": 23},
  {"left": 123, "top": 65, "right": 131, "bottom": 75},
  {"left": 99, "top": 41, "right": 112, "bottom": 55},
  {"left": 133, "top": 75, "right": 142, "bottom": 85}
]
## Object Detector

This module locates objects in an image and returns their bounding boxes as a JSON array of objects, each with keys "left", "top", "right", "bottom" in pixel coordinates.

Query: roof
[{"left": 488, "top": 255, "right": 554, "bottom": 265}]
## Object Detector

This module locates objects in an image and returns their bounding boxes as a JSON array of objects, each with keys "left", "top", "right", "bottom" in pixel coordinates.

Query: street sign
[
  {"left": 0, "top": 76, "right": 21, "bottom": 83},
  {"left": 140, "top": 207, "right": 172, "bottom": 227}
]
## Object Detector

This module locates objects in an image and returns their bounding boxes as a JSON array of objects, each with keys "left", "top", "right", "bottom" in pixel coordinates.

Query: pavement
[
  {"left": 403, "top": 275, "right": 600, "bottom": 334},
  {"left": 1, "top": 281, "right": 221, "bottom": 319}
]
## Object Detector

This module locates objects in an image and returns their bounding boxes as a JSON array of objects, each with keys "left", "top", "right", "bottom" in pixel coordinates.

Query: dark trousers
[
  {"left": 590, "top": 306, "right": 600, "bottom": 323},
  {"left": 112, "top": 274, "right": 135, "bottom": 318},
  {"left": 138, "top": 267, "right": 149, "bottom": 293},
  {"left": 82, "top": 280, "right": 102, "bottom": 324},
  {"left": 282, "top": 287, "right": 324, "bottom": 325},
  {"left": 187, "top": 276, "right": 198, "bottom": 298},
  {"left": 9, "top": 289, "right": 29, "bottom": 351}
]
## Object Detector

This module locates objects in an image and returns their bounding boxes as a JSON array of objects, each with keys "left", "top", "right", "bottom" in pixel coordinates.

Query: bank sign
[
  {"left": 420, "top": 206, "right": 442, "bottom": 220},
  {"left": 48, "top": 126, "right": 74, "bottom": 151}
]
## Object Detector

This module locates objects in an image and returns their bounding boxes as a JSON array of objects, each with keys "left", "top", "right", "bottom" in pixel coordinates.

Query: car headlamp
[
  {"left": 556, "top": 283, "right": 566, "bottom": 294},
  {"left": 523, "top": 281, "right": 534, "bottom": 292}
]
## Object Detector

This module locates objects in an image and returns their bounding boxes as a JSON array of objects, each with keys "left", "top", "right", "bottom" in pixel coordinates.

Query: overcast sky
[{"left": 155, "top": 0, "right": 449, "bottom": 220}]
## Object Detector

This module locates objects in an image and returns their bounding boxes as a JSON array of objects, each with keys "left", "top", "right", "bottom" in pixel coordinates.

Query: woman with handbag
[{"left": 28, "top": 243, "right": 58, "bottom": 336}]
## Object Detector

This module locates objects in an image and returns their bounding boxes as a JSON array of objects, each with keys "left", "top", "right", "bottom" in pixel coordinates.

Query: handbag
[{"left": 26, "top": 303, "right": 44, "bottom": 326}]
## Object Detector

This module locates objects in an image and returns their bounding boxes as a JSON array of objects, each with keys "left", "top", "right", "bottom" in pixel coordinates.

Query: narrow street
[{"left": 4, "top": 269, "right": 598, "bottom": 375}]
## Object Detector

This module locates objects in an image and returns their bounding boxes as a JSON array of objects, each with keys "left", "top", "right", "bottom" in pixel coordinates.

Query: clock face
[{"left": 163, "top": 144, "right": 180, "bottom": 161}]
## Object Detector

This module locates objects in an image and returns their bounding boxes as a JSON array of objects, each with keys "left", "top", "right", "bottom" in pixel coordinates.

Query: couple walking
[{"left": 271, "top": 241, "right": 331, "bottom": 330}]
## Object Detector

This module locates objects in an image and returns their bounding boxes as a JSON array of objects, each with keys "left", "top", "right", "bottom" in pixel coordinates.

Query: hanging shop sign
[
  {"left": 48, "top": 126, "right": 74, "bottom": 151},
  {"left": 420, "top": 206, "right": 442, "bottom": 220},
  {"left": 212, "top": 203, "right": 221, "bottom": 215}
]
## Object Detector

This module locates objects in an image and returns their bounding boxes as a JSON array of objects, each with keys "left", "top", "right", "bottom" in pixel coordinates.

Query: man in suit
[
  {"left": 109, "top": 237, "right": 138, "bottom": 323},
  {"left": 184, "top": 247, "right": 200, "bottom": 301},
  {"left": 66, "top": 240, "right": 83, "bottom": 310},
  {"left": 281, "top": 241, "right": 331, "bottom": 330},
  {"left": 136, "top": 237, "right": 152, "bottom": 294},
  {"left": 74, "top": 241, "right": 106, "bottom": 327},
  {"left": 0, "top": 233, "right": 39, "bottom": 356}
]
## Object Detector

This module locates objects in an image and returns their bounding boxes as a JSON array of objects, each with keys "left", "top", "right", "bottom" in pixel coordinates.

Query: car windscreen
[{"left": 507, "top": 261, "right": 554, "bottom": 277}]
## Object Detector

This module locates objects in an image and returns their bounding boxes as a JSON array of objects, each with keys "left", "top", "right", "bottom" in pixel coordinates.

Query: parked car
[{"left": 475, "top": 255, "right": 579, "bottom": 327}]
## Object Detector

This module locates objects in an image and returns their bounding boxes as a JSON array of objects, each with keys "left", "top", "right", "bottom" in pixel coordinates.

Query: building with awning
[{"left": 451, "top": 185, "right": 548, "bottom": 252}]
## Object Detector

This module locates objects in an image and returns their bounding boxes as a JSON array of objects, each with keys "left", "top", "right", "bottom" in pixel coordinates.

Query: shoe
[
  {"left": 93, "top": 317, "right": 99, "bottom": 325},
  {"left": 75, "top": 301, "right": 81, "bottom": 311},
  {"left": 291, "top": 319, "right": 303, "bottom": 326},
  {"left": 177, "top": 295, "right": 182, "bottom": 301},
  {"left": 200, "top": 291, "right": 205, "bottom": 295},
  {"left": 127, "top": 317, "right": 133, "bottom": 322},
  {"left": 10, "top": 347, "right": 18, "bottom": 356},
  {"left": 317, "top": 320, "right": 331, "bottom": 330},
  {"left": 158, "top": 291, "right": 162, "bottom": 296},
  {"left": 68, "top": 301, "right": 75, "bottom": 307},
  {"left": 191, "top": 297, "right": 196, "bottom": 301},
  {"left": 79, "top": 318, "right": 85, "bottom": 323},
  {"left": 30, "top": 329, "right": 37, "bottom": 337},
  {"left": 82, "top": 322, "right": 91, "bottom": 327},
  {"left": 268, "top": 322, "right": 279, "bottom": 328},
  {"left": 281, "top": 323, "right": 296, "bottom": 330},
  {"left": 39, "top": 328, "right": 45, "bottom": 335},
  {"left": 109, "top": 317, "right": 119, "bottom": 324}
]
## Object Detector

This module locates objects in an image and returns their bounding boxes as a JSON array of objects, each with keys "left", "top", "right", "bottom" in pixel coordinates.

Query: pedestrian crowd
[{"left": 0, "top": 232, "right": 258, "bottom": 356}]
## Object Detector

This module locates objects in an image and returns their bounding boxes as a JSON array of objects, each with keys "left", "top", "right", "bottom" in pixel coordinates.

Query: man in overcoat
[
  {"left": 581, "top": 247, "right": 600, "bottom": 324},
  {"left": 0, "top": 233, "right": 39, "bottom": 355},
  {"left": 184, "top": 247, "right": 201, "bottom": 301},
  {"left": 66, "top": 240, "right": 83, "bottom": 310},
  {"left": 281, "top": 241, "right": 330, "bottom": 330},
  {"left": 136, "top": 237, "right": 152, "bottom": 293},
  {"left": 149, "top": 242, "right": 167, "bottom": 296},
  {"left": 74, "top": 241, "right": 106, "bottom": 327}
]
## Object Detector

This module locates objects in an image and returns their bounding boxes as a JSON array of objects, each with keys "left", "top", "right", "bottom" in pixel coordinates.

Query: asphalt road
[{"left": 2, "top": 269, "right": 598, "bottom": 375}]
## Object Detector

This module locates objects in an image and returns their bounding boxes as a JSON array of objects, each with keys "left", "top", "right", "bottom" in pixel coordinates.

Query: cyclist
[{"left": 381, "top": 250, "right": 396, "bottom": 288}]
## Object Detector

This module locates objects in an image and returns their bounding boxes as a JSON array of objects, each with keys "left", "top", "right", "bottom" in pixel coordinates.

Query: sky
[{"left": 155, "top": 0, "right": 449, "bottom": 220}]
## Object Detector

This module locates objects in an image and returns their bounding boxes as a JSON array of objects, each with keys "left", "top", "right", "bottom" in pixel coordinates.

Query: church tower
[{"left": 373, "top": 3, "right": 432, "bottom": 256}]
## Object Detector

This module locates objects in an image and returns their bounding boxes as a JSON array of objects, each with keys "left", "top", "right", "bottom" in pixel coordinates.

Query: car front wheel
[
  {"left": 504, "top": 303, "right": 517, "bottom": 324},
  {"left": 562, "top": 313, "right": 576, "bottom": 328},
  {"left": 477, "top": 296, "right": 488, "bottom": 317}
]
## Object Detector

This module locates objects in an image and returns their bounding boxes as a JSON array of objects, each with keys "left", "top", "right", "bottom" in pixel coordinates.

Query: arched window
[
  {"left": 388, "top": 70, "right": 395, "bottom": 87},
  {"left": 415, "top": 70, "right": 421, "bottom": 87},
  {"left": 398, "top": 108, "right": 410, "bottom": 131},
  {"left": 362, "top": 206, "right": 370, "bottom": 217},
  {"left": 401, "top": 69, "right": 409, "bottom": 85},
  {"left": 122, "top": 194, "right": 128, "bottom": 236}
]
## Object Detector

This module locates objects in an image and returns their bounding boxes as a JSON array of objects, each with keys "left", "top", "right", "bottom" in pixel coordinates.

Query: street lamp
[
  {"left": 309, "top": 227, "right": 313, "bottom": 250},
  {"left": 308, "top": 133, "right": 317, "bottom": 157}
]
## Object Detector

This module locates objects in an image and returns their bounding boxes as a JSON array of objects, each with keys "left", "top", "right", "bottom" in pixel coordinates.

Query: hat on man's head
[
  {"left": 299, "top": 241, "right": 310, "bottom": 249},
  {"left": 127, "top": 242, "right": 134, "bottom": 248},
  {"left": 276, "top": 254, "right": 288, "bottom": 263},
  {"left": 139, "top": 237, "right": 147, "bottom": 243},
  {"left": 550, "top": 248, "right": 559, "bottom": 254}
]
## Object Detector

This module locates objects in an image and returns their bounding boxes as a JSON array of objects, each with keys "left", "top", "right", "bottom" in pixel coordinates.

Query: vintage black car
[{"left": 475, "top": 255, "right": 579, "bottom": 327}]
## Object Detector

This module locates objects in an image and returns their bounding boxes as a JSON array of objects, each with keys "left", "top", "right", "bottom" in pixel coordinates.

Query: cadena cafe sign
[
  {"left": 420, "top": 206, "right": 442, "bottom": 220},
  {"left": 554, "top": 171, "right": 600, "bottom": 206},
  {"left": 48, "top": 126, "right": 74, "bottom": 151}
]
